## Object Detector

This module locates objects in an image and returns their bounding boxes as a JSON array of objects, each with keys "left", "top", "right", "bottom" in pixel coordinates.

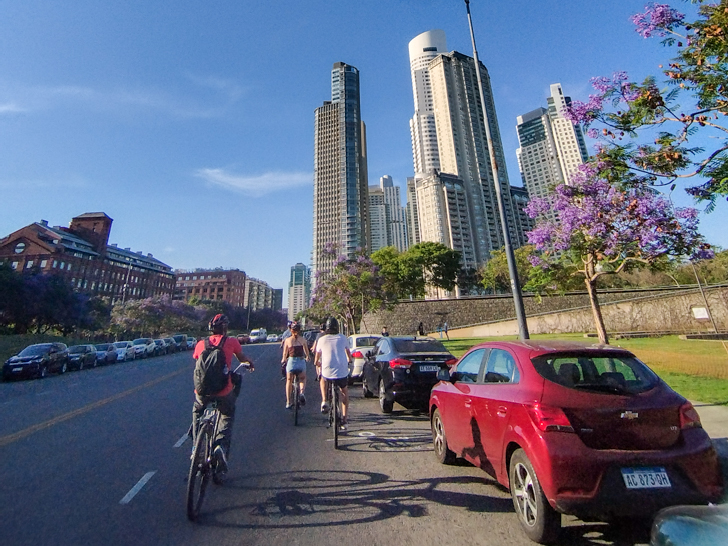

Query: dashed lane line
[
  {"left": 173, "top": 433, "right": 189, "bottom": 448},
  {"left": 0, "top": 368, "right": 186, "bottom": 448},
  {"left": 119, "top": 471, "right": 157, "bottom": 505}
]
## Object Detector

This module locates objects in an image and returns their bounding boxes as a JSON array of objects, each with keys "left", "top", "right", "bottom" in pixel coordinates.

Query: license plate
[
  {"left": 621, "top": 467, "right": 671, "bottom": 489},
  {"left": 419, "top": 365, "right": 439, "bottom": 372},
  {"left": 13, "top": 367, "right": 22, "bottom": 372}
]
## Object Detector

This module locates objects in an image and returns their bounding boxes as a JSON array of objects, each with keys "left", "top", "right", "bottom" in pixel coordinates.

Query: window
[
  {"left": 14, "top": 242, "right": 26, "bottom": 254},
  {"left": 455, "top": 349, "right": 486, "bottom": 383},
  {"left": 40, "top": 260, "right": 47, "bottom": 268},
  {"left": 484, "top": 349, "right": 518, "bottom": 383}
]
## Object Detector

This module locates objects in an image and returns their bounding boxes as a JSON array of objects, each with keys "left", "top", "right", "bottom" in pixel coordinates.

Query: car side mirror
[{"left": 437, "top": 368, "right": 452, "bottom": 382}]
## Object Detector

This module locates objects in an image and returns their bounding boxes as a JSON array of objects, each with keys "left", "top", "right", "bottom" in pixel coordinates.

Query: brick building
[
  {"left": 0, "top": 212, "right": 175, "bottom": 303},
  {"left": 174, "top": 269, "right": 248, "bottom": 305}
]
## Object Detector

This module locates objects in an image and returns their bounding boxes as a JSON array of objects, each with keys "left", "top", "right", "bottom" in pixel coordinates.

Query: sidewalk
[{"left": 694, "top": 401, "right": 728, "bottom": 441}]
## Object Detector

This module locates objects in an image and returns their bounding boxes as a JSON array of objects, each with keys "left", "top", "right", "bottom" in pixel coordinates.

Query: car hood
[{"left": 6, "top": 355, "right": 44, "bottom": 364}]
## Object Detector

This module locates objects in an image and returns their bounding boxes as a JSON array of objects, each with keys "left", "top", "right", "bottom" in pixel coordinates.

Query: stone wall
[{"left": 361, "top": 285, "right": 728, "bottom": 337}]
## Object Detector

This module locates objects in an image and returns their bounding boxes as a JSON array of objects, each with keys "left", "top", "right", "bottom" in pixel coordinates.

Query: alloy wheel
[{"left": 512, "top": 461, "right": 538, "bottom": 527}]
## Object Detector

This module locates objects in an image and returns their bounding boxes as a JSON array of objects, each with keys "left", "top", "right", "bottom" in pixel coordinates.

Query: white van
[{"left": 248, "top": 328, "right": 268, "bottom": 343}]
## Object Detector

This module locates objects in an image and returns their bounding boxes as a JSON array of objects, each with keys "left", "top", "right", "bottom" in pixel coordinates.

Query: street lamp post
[{"left": 464, "top": 0, "right": 529, "bottom": 339}]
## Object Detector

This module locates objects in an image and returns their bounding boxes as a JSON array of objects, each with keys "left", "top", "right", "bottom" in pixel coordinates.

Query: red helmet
[{"left": 208, "top": 314, "right": 229, "bottom": 334}]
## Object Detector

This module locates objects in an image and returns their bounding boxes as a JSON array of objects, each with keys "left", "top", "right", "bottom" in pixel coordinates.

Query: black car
[
  {"left": 94, "top": 343, "right": 118, "bottom": 364},
  {"left": 3, "top": 343, "right": 69, "bottom": 380},
  {"left": 362, "top": 336, "right": 456, "bottom": 413},
  {"left": 67, "top": 344, "right": 98, "bottom": 370},
  {"left": 172, "top": 334, "right": 188, "bottom": 350},
  {"left": 164, "top": 337, "right": 179, "bottom": 353}
]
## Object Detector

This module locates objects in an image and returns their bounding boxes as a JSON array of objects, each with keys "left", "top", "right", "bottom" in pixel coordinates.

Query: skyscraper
[
  {"left": 312, "top": 62, "right": 369, "bottom": 279},
  {"left": 368, "top": 185, "right": 388, "bottom": 252},
  {"left": 287, "top": 263, "right": 310, "bottom": 321},
  {"left": 428, "top": 50, "right": 520, "bottom": 264},
  {"left": 379, "top": 175, "right": 408, "bottom": 252},
  {"left": 405, "top": 177, "right": 421, "bottom": 248},
  {"left": 409, "top": 30, "right": 448, "bottom": 176}
]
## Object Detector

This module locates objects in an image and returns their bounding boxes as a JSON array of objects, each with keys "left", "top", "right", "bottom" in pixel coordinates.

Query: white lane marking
[
  {"left": 119, "top": 471, "right": 156, "bottom": 505},
  {"left": 173, "top": 433, "right": 189, "bottom": 448},
  {"left": 358, "top": 431, "right": 376, "bottom": 437}
]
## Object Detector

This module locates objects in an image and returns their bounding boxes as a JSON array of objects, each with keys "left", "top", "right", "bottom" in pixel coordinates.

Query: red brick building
[
  {"left": 174, "top": 269, "right": 248, "bottom": 306},
  {"left": 0, "top": 212, "right": 175, "bottom": 303}
]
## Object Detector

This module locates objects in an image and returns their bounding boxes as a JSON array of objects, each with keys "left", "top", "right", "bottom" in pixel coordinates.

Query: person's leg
[
  {"left": 191, "top": 393, "right": 206, "bottom": 446},
  {"left": 285, "top": 373, "right": 294, "bottom": 406},
  {"left": 319, "top": 376, "right": 328, "bottom": 412},
  {"left": 340, "top": 385, "right": 349, "bottom": 420},
  {"left": 215, "top": 390, "right": 237, "bottom": 456}
]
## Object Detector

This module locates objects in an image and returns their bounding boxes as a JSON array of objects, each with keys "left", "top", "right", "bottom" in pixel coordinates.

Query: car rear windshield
[
  {"left": 173, "top": 335, "right": 185, "bottom": 342},
  {"left": 68, "top": 346, "right": 86, "bottom": 353},
  {"left": 355, "top": 337, "right": 380, "bottom": 347},
  {"left": 133, "top": 339, "right": 149, "bottom": 345},
  {"left": 392, "top": 339, "right": 448, "bottom": 353},
  {"left": 531, "top": 351, "right": 659, "bottom": 395},
  {"left": 19, "top": 345, "right": 51, "bottom": 356},
  {"left": 96, "top": 344, "right": 110, "bottom": 350}
]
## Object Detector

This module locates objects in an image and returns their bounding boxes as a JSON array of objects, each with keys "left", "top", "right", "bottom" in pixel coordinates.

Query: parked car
[
  {"left": 163, "top": 337, "right": 179, "bottom": 353},
  {"left": 651, "top": 504, "right": 728, "bottom": 545},
  {"left": 348, "top": 334, "right": 382, "bottom": 383},
  {"left": 266, "top": 333, "right": 279, "bottom": 343},
  {"left": 95, "top": 343, "right": 118, "bottom": 364},
  {"left": 3, "top": 343, "right": 69, "bottom": 380},
  {"left": 248, "top": 328, "right": 267, "bottom": 343},
  {"left": 362, "top": 336, "right": 456, "bottom": 413},
  {"left": 67, "top": 344, "right": 98, "bottom": 370},
  {"left": 429, "top": 340, "right": 724, "bottom": 544},
  {"left": 186, "top": 336, "right": 196, "bottom": 350},
  {"left": 153, "top": 339, "right": 168, "bottom": 355},
  {"left": 172, "top": 334, "right": 188, "bottom": 350},
  {"left": 132, "top": 338, "right": 156, "bottom": 358},
  {"left": 113, "top": 341, "right": 135, "bottom": 362},
  {"left": 236, "top": 334, "right": 249, "bottom": 345}
]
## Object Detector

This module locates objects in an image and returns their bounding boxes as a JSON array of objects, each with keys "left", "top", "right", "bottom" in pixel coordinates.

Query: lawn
[{"left": 442, "top": 334, "right": 728, "bottom": 405}]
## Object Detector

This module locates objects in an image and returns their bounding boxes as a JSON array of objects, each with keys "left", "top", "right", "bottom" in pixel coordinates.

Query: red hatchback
[{"left": 429, "top": 340, "right": 723, "bottom": 544}]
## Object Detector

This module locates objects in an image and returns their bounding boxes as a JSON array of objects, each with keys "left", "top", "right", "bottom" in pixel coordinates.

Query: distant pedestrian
[
  {"left": 381, "top": 326, "right": 389, "bottom": 337},
  {"left": 417, "top": 322, "right": 425, "bottom": 336},
  {"left": 444, "top": 321, "right": 449, "bottom": 340}
]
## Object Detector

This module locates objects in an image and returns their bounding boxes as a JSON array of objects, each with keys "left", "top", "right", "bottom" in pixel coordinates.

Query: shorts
[
  {"left": 323, "top": 376, "right": 348, "bottom": 389},
  {"left": 286, "top": 357, "right": 307, "bottom": 374}
]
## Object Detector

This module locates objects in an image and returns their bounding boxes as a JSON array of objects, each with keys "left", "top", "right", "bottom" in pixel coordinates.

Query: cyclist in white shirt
[{"left": 314, "top": 317, "right": 352, "bottom": 429}]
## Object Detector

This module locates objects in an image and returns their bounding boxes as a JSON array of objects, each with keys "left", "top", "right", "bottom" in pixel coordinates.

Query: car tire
[
  {"left": 59, "top": 360, "right": 67, "bottom": 375},
  {"left": 38, "top": 365, "right": 47, "bottom": 379},
  {"left": 92, "top": 359, "right": 97, "bottom": 368},
  {"left": 379, "top": 378, "right": 393, "bottom": 414},
  {"left": 431, "top": 408, "right": 456, "bottom": 464},
  {"left": 362, "top": 382, "right": 374, "bottom": 398},
  {"left": 78, "top": 359, "right": 84, "bottom": 371},
  {"left": 509, "top": 448, "right": 561, "bottom": 544}
]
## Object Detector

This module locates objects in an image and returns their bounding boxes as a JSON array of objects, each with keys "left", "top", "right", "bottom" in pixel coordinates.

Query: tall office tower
[
  {"left": 509, "top": 185, "right": 535, "bottom": 246},
  {"left": 429, "top": 50, "right": 519, "bottom": 265},
  {"left": 287, "top": 263, "right": 311, "bottom": 321},
  {"left": 547, "top": 83, "right": 589, "bottom": 183},
  {"left": 369, "top": 185, "right": 388, "bottom": 252},
  {"left": 405, "top": 177, "right": 421, "bottom": 247},
  {"left": 415, "top": 173, "right": 477, "bottom": 269},
  {"left": 379, "top": 175, "right": 408, "bottom": 252},
  {"left": 312, "top": 62, "right": 369, "bottom": 280},
  {"left": 409, "top": 30, "right": 448, "bottom": 175}
]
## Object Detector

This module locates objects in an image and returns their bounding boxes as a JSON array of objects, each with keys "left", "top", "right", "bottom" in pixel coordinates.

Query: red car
[{"left": 429, "top": 340, "right": 723, "bottom": 544}]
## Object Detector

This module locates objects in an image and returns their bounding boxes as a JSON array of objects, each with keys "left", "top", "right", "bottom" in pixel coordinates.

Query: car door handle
[
  {"left": 464, "top": 398, "right": 472, "bottom": 409},
  {"left": 497, "top": 406, "right": 507, "bottom": 417}
]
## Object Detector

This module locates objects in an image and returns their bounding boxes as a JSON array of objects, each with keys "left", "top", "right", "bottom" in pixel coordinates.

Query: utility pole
[{"left": 464, "top": 0, "right": 529, "bottom": 339}]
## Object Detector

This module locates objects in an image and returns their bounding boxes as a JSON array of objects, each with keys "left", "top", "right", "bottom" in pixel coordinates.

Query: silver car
[
  {"left": 347, "top": 334, "right": 382, "bottom": 383},
  {"left": 114, "top": 341, "right": 135, "bottom": 361}
]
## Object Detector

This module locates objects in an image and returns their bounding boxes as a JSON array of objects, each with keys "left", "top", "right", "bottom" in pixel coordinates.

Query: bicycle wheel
[
  {"left": 293, "top": 378, "right": 300, "bottom": 426},
  {"left": 186, "top": 424, "right": 212, "bottom": 521},
  {"left": 332, "top": 385, "right": 339, "bottom": 449}
]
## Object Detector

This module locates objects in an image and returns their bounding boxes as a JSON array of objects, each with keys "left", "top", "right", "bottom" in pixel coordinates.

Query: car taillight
[
  {"left": 389, "top": 358, "right": 413, "bottom": 369},
  {"left": 445, "top": 358, "right": 458, "bottom": 367},
  {"left": 351, "top": 351, "right": 363, "bottom": 359},
  {"left": 528, "top": 404, "right": 574, "bottom": 433},
  {"left": 679, "top": 401, "right": 702, "bottom": 429}
]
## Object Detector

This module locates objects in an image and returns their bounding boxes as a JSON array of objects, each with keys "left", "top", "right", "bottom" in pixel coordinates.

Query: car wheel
[
  {"left": 431, "top": 408, "right": 456, "bottom": 464},
  {"left": 92, "top": 359, "right": 97, "bottom": 368},
  {"left": 362, "top": 382, "right": 374, "bottom": 398},
  {"left": 509, "top": 448, "right": 561, "bottom": 544},
  {"left": 59, "top": 360, "right": 67, "bottom": 374},
  {"left": 379, "top": 378, "right": 393, "bottom": 414},
  {"left": 78, "top": 359, "right": 84, "bottom": 371},
  {"left": 38, "top": 365, "right": 48, "bottom": 379}
]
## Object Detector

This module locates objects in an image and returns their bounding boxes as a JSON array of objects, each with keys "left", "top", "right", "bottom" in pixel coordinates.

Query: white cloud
[
  {"left": 194, "top": 168, "right": 312, "bottom": 196},
  {"left": 0, "top": 102, "right": 26, "bottom": 114}
]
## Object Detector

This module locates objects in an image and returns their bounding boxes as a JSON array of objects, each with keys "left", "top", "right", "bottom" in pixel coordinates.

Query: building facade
[
  {"left": 245, "top": 277, "right": 276, "bottom": 312},
  {"left": 287, "top": 263, "right": 311, "bottom": 321},
  {"left": 509, "top": 186, "right": 536, "bottom": 246},
  {"left": 174, "top": 268, "right": 248, "bottom": 305},
  {"left": 312, "top": 62, "right": 370, "bottom": 280},
  {"left": 0, "top": 213, "right": 174, "bottom": 303},
  {"left": 369, "top": 175, "right": 408, "bottom": 253},
  {"left": 405, "top": 176, "right": 421, "bottom": 248}
]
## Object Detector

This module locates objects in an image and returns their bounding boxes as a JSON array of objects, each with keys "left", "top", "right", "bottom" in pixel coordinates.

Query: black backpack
[{"left": 193, "top": 336, "right": 229, "bottom": 396}]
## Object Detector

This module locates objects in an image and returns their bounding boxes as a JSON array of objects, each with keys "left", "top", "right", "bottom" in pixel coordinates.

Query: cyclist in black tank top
[{"left": 281, "top": 322, "right": 310, "bottom": 409}]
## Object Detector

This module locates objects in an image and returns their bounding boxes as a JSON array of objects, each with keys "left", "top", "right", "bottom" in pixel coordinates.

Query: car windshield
[
  {"left": 68, "top": 346, "right": 86, "bottom": 353},
  {"left": 355, "top": 337, "right": 380, "bottom": 347},
  {"left": 18, "top": 345, "right": 51, "bottom": 357},
  {"left": 391, "top": 339, "right": 448, "bottom": 353},
  {"left": 154, "top": 340, "right": 163, "bottom": 345},
  {"left": 173, "top": 335, "right": 185, "bottom": 342},
  {"left": 113, "top": 342, "right": 127, "bottom": 348},
  {"left": 531, "top": 351, "right": 660, "bottom": 395},
  {"left": 133, "top": 339, "right": 149, "bottom": 345},
  {"left": 96, "top": 344, "right": 110, "bottom": 350}
]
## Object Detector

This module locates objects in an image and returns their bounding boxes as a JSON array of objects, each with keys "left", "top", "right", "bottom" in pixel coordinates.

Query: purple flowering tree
[
  {"left": 565, "top": 2, "right": 728, "bottom": 208},
  {"left": 526, "top": 162, "right": 711, "bottom": 344}
]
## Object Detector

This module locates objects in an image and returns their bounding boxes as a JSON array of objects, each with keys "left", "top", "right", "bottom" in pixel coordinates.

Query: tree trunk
[{"left": 585, "top": 277, "right": 609, "bottom": 345}]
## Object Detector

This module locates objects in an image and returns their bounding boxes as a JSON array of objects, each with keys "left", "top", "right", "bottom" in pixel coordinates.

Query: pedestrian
[
  {"left": 444, "top": 321, "right": 449, "bottom": 340},
  {"left": 381, "top": 326, "right": 389, "bottom": 337},
  {"left": 417, "top": 322, "right": 425, "bottom": 336}
]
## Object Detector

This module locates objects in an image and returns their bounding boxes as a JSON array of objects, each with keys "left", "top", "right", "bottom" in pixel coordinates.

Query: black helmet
[
  {"left": 208, "top": 314, "right": 229, "bottom": 334},
  {"left": 324, "top": 316, "right": 339, "bottom": 334},
  {"left": 290, "top": 321, "right": 301, "bottom": 332}
]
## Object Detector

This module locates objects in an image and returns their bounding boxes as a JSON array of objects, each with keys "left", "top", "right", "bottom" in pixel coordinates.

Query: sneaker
[
  {"left": 299, "top": 393, "right": 306, "bottom": 406},
  {"left": 340, "top": 418, "right": 348, "bottom": 431},
  {"left": 213, "top": 445, "right": 228, "bottom": 474},
  {"left": 286, "top": 403, "right": 293, "bottom": 410},
  {"left": 321, "top": 401, "right": 329, "bottom": 414}
]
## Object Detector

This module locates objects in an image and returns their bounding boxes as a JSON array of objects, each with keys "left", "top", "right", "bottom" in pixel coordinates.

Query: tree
[
  {"left": 0, "top": 264, "right": 27, "bottom": 332},
  {"left": 111, "top": 296, "right": 202, "bottom": 338},
  {"left": 480, "top": 245, "right": 536, "bottom": 294},
  {"left": 408, "top": 242, "right": 462, "bottom": 296},
  {"left": 565, "top": 1, "right": 728, "bottom": 209},
  {"left": 371, "top": 246, "right": 426, "bottom": 299},
  {"left": 526, "top": 161, "right": 711, "bottom": 344}
]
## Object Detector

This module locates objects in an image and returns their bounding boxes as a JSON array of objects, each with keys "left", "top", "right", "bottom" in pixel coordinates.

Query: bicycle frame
[{"left": 326, "top": 380, "right": 342, "bottom": 449}]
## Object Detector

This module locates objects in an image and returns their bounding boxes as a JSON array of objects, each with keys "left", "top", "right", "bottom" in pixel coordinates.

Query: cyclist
[
  {"left": 314, "top": 317, "right": 352, "bottom": 430},
  {"left": 192, "top": 314, "right": 254, "bottom": 473},
  {"left": 281, "top": 321, "right": 310, "bottom": 409}
]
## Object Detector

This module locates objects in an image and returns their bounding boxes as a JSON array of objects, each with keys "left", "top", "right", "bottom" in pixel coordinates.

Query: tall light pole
[{"left": 464, "top": 0, "right": 529, "bottom": 339}]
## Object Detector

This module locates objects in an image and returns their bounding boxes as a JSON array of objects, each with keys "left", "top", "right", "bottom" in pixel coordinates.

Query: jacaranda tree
[{"left": 526, "top": 161, "right": 711, "bottom": 344}]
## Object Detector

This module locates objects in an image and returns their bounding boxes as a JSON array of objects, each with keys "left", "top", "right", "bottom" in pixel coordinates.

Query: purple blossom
[
  {"left": 564, "top": 94, "right": 604, "bottom": 124},
  {"left": 586, "top": 128, "right": 599, "bottom": 139},
  {"left": 631, "top": 3, "right": 685, "bottom": 38}
]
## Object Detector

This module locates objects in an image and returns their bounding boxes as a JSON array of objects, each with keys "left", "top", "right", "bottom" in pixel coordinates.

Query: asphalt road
[{"left": 0, "top": 344, "right": 659, "bottom": 546}]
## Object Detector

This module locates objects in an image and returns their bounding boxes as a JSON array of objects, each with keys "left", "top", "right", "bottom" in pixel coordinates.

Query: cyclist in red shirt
[{"left": 192, "top": 314, "right": 254, "bottom": 473}]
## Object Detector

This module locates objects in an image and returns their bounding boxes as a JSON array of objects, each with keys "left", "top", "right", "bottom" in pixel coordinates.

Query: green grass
[{"left": 442, "top": 334, "right": 728, "bottom": 405}]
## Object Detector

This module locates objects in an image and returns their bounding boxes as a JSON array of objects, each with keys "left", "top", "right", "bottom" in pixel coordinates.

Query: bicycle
[
  {"left": 289, "top": 369, "right": 303, "bottom": 426},
  {"left": 186, "top": 363, "right": 248, "bottom": 521},
  {"left": 325, "top": 378, "right": 344, "bottom": 449}
]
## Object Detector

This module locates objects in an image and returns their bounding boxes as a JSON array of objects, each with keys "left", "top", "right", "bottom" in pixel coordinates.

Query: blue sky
[{"left": 1, "top": 0, "right": 723, "bottom": 306}]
